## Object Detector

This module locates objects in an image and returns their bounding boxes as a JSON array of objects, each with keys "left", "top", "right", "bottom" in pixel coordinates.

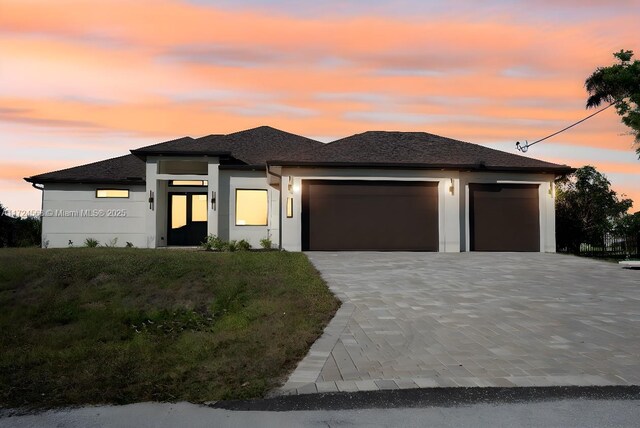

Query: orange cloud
[
  {"left": 0, "top": 161, "right": 73, "bottom": 181},
  {"left": 1, "top": 0, "right": 638, "bottom": 212}
]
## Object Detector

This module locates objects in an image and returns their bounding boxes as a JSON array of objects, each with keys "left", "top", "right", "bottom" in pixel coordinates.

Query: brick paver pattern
[{"left": 279, "top": 253, "right": 640, "bottom": 394}]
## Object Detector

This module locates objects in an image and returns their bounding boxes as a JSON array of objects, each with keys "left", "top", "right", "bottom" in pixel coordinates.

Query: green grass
[{"left": 0, "top": 248, "right": 339, "bottom": 408}]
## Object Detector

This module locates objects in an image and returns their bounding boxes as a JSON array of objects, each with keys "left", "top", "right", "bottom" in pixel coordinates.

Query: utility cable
[{"left": 516, "top": 101, "right": 618, "bottom": 153}]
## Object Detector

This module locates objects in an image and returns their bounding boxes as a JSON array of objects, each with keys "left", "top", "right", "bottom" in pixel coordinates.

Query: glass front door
[{"left": 168, "top": 193, "right": 208, "bottom": 246}]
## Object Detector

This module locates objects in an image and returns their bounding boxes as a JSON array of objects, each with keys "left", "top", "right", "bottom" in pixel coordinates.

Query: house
[{"left": 25, "top": 126, "right": 573, "bottom": 251}]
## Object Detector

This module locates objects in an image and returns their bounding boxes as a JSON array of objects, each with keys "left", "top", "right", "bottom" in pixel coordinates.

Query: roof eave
[
  {"left": 24, "top": 177, "right": 146, "bottom": 185},
  {"left": 130, "top": 149, "right": 233, "bottom": 158},
  {"left": 267, "top": 160, "right": 574, "bottom": 174}
]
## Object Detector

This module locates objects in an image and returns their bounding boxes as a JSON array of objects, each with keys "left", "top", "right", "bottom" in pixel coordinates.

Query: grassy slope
[{"left": 0, "top": 248, "right": 339, "bottom": 408}]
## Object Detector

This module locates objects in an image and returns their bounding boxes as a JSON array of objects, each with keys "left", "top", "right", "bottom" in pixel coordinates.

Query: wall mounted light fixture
[
  {"left": 448, "top": 178, "right": 455, "bottom": 195},
  {"left": 287, "top": 176, "right": 293, "bottom": 193},
  {"left": 148, "top": 190, "right": 154, "bottom": 210},
  {"left": 286, "top": 197, "right": 294, "bottom": 218},
  {"left": 211, "top": 191, "right": 217, "bottom": 210}
]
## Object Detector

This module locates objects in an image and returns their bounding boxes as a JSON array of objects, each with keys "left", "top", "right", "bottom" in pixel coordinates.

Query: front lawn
[{"left": 0, "top": 248, "right": 339, "bottom": 408}]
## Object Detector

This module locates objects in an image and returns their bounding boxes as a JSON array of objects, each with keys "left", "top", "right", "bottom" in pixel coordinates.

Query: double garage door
[{"left": 301, "top": 180, "right": 540, "bottom": 252}]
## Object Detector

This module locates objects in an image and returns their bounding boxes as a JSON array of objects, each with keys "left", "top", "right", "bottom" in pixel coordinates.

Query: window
[
  {"left": 192, "top": 194, "right": 207, "bottom": 222},
  {"left": 170, "top": 180, "right": 208, "bottom": 187},
  {"left": 171, "top": 195, "right": 187, "bottom": 229},
  {"left": 96, "top": 189, "right": 129, "bottom": 198},
  {"left": 236, "top": 189, "right": 268, "bottom": 226}
]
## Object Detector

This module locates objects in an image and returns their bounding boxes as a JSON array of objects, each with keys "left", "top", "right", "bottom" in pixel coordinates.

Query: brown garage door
[
  {"left": 302, "top": 180, "right": 439, "bottom": 251},
  {"left": 469, "top": 183, "right": 540, "bottom": 251}
]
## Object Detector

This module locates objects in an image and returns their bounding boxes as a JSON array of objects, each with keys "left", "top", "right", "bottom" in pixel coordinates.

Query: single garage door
[
  {"left": 302, "top": 180, "right": 439, "bottom": 251},
  {"left": 469, "top": 183, "right": 540, "bottom": 251}
]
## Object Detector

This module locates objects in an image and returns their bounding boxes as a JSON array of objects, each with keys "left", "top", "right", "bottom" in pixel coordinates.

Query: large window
[
  {"left": 235, "top": 189, "right": 268, "bottom": 226},
  {"left": 96, "top": 189, "right": 129, "bottom": 198}
]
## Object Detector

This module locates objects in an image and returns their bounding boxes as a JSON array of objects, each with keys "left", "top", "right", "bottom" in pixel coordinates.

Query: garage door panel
[
  {"left": 302, "top": 180, "right": 439, "bottom": 251},
  {"left": 470, "top": 184, "right": 540, "bottom": 251}
]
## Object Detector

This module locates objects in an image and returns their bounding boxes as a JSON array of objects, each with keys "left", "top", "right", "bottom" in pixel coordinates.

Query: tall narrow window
[
  {"left": 236, "top": 189, "right": 268, "bottom": 226},
  {"left": 191, "top": 194, "right": 208, "bottom": 222},
  {"left": 96, "top": 189, "right": 129, "bottom": 198},
  {"left": 171, "top": 195, "right": 187, "bottom": 229}
]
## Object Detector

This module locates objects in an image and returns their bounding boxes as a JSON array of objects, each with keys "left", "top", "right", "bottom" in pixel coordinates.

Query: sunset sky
[{"left": 1, "top": 0, "right": 639, "bottom": 213}]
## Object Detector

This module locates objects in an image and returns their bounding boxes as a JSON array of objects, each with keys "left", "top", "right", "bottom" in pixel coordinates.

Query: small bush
[
  {"left": 237, "top": 239, "right": 252, "bottom": 251},
  {"left": 201, "top": 235, "right": 226, "bottom": 251},
  {"left": 84, "top": 238, "right": 99, "bottom": 248},
  {"left": 125, "top": 242, "right": 134, "bottom": 248},
  {"left": 226, "top": 240, "right": 238, "bottom": 252},
  {"left": 260, "top": 238, "right": 273, "bottom": 250},
  {"left": 103, "top": 238, "right": 118, "bottom": 248}
]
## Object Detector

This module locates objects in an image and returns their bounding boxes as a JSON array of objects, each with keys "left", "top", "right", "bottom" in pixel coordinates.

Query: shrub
[
  {"left": 226, "top": 240, "right": 238, "bottom": 252},
  {"left": 260, "top": 238, "right": 273, "bottom": 250},
  {"left": 84, "top": 238, "right": 99, "bottom": 248},
  {"left": 103, "top": 238, "right": 118, "bottom": 248},
  {"left": 236, "top": 239, "right": 252, "bottom": 251},
  {"left": 201, "top": 235, "right": 226, "bottom": 251},
  {"left": 125, "top": 242, "right": 134, "bottom": 248}
]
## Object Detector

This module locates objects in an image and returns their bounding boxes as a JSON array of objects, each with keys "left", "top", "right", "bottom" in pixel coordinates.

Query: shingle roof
[
  {"left": 25, "top": 154, "right": 145, "bottom": 184},
  {"left": 131, "top": 126, "right": 323, "bottom": 165},
  {"left": 26, "top": 126, "right": 322, "bottom": 184},
  {"left": 25, "top": 127, "right": 572, "bottom": 184},
  {"left": 269, "top": 131, "right": 572, "bottom": 172}
]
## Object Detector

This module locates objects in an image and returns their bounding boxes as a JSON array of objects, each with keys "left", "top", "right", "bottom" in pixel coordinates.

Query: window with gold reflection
[
  {"left": 192, "top": 194, "right": 207, "bottom": 222},
  {"left": 171, "top": 195, "right": 187, "bottom": 229},
  {"left": 235, "top": 189, "right": 268, "bottom": 226},
  {"left": 96, "top": 189, "right": 129, "bottom": 198}
]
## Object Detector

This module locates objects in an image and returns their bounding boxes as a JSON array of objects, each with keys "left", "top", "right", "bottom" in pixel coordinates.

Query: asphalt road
[{"left": 2, "top": 387, "right": 640, "bottom": 428}]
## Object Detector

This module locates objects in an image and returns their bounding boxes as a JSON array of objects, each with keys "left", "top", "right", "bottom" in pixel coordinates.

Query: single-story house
[{"left": 25, "top": 126, "right": 573, "bottom": 251}]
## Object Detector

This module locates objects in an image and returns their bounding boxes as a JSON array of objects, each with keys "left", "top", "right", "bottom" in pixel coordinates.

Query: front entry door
[{"left": 168, "top": 193, "right": 208, "bottom": 246}]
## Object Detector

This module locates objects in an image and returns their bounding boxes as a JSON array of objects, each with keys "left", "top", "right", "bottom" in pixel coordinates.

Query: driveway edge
[{"left": 274, "top": 294, "right": 355, "bottom": 395}]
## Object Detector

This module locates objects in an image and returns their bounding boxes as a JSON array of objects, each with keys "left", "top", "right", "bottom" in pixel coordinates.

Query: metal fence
[{"left": 559, "top": 233, "right": 640, "bottom": 258}]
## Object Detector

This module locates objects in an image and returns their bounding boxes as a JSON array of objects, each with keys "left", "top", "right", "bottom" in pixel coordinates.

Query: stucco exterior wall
[
  {"left": 278, "top": 168, "right": 556, "bottom": 253},
  {"left": 41, "top": 183, "right": 147, "bottom": 248},
  {"left": 459, "top": 171, "right": 556, "bottom": 252},
  {"left": 144, "top": 156, "right": 219, "bottom": 248},
  {"left": 39, "top": 167, "right": 556, "bottom": 252},
  {"left": 223, "top": 170, "right": 279, "bottom": 248}
]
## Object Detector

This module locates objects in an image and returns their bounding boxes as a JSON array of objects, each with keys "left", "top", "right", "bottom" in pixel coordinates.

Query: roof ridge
[{"left": 133, "top": 136, "right": 195, "bottom": 151}]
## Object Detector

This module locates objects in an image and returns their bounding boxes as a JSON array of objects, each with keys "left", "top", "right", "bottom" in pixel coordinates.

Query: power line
[{"left": 516, "top": 101, "right": 618, "bottom": 153}]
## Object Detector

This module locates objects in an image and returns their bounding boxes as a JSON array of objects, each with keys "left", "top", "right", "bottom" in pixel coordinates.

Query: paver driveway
[{"left": 280, "top": 253, "right": 640, "bottom": 394}]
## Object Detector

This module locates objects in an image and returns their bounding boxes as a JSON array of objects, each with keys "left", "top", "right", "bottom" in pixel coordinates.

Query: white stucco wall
[
  {"left": 221, "top": 170, "right": 279, "bottom": 248},
  {"left": 39, "top": 166, "right": 557, "bottom": 252},
  {"left": 277, "top": 168, "right": 557, "bottom": 253},
  {"left": 144, "top": 156, "right": 219, "bottom": 248},
  {"left": 278, "top": 168, "right": 461, "bottom": 252},
  {"left": 459, "top": 171, "right": 557, "bottom": 252},
  {"left": 41, "top": 183, "right": 147, "bottom": 248}
]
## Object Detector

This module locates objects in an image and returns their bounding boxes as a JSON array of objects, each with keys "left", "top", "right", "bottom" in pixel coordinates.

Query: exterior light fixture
[
  {"left": 211, "top": 191, "right": 217, "bottom": 210},
  {"left": 286, "top": 197, "right": 294, "bottom": 218},
  {"left": 448, "top": 178, "right": 455, "bottom": 196},
  {"left": 148, "top": 190, "right": 154, "bottom": 210},
  {"left": 288, "top": 176, "right": 293, "bottom": 193}
]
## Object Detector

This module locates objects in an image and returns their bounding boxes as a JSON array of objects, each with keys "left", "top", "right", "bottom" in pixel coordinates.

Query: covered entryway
[
  {"left": 301, "top": 180, "right": 439, "bottom": 251},
  {"left": 469, "top": 183, "right": 540, "bottom": 251},
  {"left": 167, "top": 192, "right": 208, "bottom": 246}
]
